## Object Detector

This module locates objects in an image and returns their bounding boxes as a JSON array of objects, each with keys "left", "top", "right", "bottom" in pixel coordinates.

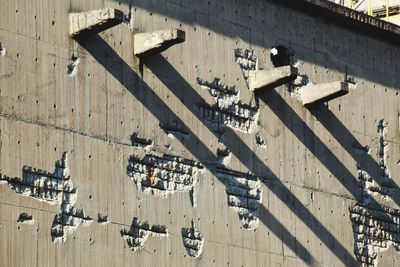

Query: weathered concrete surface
[
  {"left": 0, "top": 0, "right": 400, "bottom": 266},
  {"left": 134, "top": 29, "right": 185, "bottom": 57},
  {"left": 69, "top": 8, "right": 124, "bottom": 38}
]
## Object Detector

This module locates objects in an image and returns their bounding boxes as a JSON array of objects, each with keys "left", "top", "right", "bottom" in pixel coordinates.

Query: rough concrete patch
[
  {"left": 234, "top": 48, "right": 257, "bottom": 85},
  {"left": 182, "top": 220, "right": 204, "bottom": 258},
  {"left": 17, "top": 213, "right": 34, "bottom": 225},
  {"left": 350, "top": 120, "right": 400, "bottom": 266},
  {"left": 255, "top": 132, "right": 266, "bottom": 148},
  {"left": 123, "top": 3, "right": 134, "bottom": 31},
  {"left": 121, "top": 217, "right": 168, "bottom": 252},
  {"left": 51, "top": 208, "right": 92, "bottom": 243},
  {"left": 217, "top": 143, "right": 232, "bottom": 166},
  {"left": 197, "top": 78, "right": 259, "bottom": 134},
  {"left": 160, "top": 121, "right": 189, "bottom": 140},
  {"left": 67, "top": 55, "right": 80, "bottom": 77},
  {"left": 0, "top": 153, "right": 75, "bottom": 206},
  {"left": 127, "top": 153, "right": 204, "bottom": 207},
  {"left": 0, "top": 152, "right": 92, "bottom": 244},
  {"left": 97, "top": 213, "right": 109, "bottom": 224},
  {"left": 130, "top": 132, "right": 154, "bottom": 150},
  {"left": 0, "top": 42, "right": 5, "bottom": 56},
  {"left": 216, "top": 167, "right": 263, "bottom": 229}
]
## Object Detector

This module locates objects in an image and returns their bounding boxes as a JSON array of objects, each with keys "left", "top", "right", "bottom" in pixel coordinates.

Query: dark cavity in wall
[{"left": 270, "top": 46, "right": 295, "bottom": 67}]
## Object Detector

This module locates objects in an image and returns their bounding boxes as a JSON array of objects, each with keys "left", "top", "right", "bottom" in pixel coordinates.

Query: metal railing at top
[{"left": 332, "top": 0, "right": 400, "bottom": 22}]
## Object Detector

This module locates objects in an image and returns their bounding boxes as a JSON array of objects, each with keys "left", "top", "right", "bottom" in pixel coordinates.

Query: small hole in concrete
[
  {"left": 89, "top": 195, "right": 92, "bottom": 200},
  {"left": 51, "top": 21, "right": 55, "bottom": 26},
  {"left": 270, "top": 45, "right": 295, "bottom": 67}
]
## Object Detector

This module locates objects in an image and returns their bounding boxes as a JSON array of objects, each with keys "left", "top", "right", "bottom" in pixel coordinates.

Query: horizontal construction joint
[
  {"left": 134, "top": 29, "right": 186, "bottom": 57},
  {"left": 248, "top": 66, "right": 298, "bottom": 92},
  {"left": 300, "top": 81, "right": 350, "bottom": 105},
  {"left": 69, "top": 8, "right": 124, "bottom": 38}
]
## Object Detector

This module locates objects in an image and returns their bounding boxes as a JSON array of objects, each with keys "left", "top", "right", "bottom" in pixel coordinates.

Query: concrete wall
[{"left": 0, "top": 0, "right": 399, "bottom": 266}]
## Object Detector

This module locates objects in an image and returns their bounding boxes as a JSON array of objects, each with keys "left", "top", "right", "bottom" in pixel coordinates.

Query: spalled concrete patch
[
  {"left": 234, "top": 48, "right": 257, "bottom": 85},
  {"left": 67, "top": 55, "right": 80, "bottom": 77},
  {"left": 121, "top": 217, "right": 168, "bottom": 251},
  {"left": 0, "top": 42, "right": 5, "bottom": 57},
  {"left": 350, "top": 120, "right": 400, "bottom": 266},
  {"left": 130, "top": 132, "right": 154, "bottom": 150},
  {"left": 197, "top": 78, "right": 258, "bottom": 133},
  {"left": 51, "top": 208, "right": 92, "bottom": 243},
  {"left": 127, "top": 153, "right": 204, "bottom": 207},
  {"left": 216, "top": 167, "right": 262, "bottom": 229},
  {"left": 0, "top": 153, "right": 92, "bottom": 243},
  {"left": 182, "top": 220, "right": 204, "bottom": 258},
  {"left": 17, "top": 213, "right": 34, "bottom": 225},
  {"left": 97, "top": 213, "right": 109, "bottom": 224}
]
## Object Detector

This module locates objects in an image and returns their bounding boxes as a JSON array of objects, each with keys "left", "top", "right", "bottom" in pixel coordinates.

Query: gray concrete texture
[{"left": 0, "top": 0, "right": 400, "bottom": 266}]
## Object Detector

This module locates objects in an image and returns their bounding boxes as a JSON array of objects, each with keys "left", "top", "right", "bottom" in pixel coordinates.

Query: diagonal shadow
[
  {"left": 310, "top": 105, "right": 400, "bottom": 206},
  {"left": 77, "top": 35, "right": 319, "bottom": 264},
  {"left": 143, "top": 55, "right": 357, "bottom": 265},
  {"left": 256, "top": 89, "right": 400, "bottom": 223},
  {"left": 119, "top": 0, "right": 400, "bottom": 91}
]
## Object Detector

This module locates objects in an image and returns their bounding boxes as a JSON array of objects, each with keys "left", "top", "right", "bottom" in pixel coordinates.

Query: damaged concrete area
[
  {"left": 130, "top": 132, "right": 154, "bottom": 150},
  {"left": 159, "top": 121, "right": 190, "bottom": 140},
  {"left": 216, "top": 167, "right": 263, "bottom": 229},
  {"left": 67, "top": 55, "right": 80, "bottom": 77},
  {"left": 51, "top": 208, "right": 92, "bottom": 243},
  {"left": 69, "top": 8, "right": 124, "bottom": 38},
  {"left": 121, "top": 217, "right": 168, "bottom": 251},
  {"left": 234, "top": 48, "right": 257, "bottom": 85},
  {"left": 97, "top": 213, "right": 109, "bottom": 224},
  {"left": 0, "top": 42, "right": 5, "bottom": 56},
  {"left": 181, "top": 220, "right": 204, "bottom": 258},
  {"left": 134, "top": 29, "right": 185, "bottom": 57},
  {"left": 127, "top": 153, "right": 204, "bottom": 207},
  {"left": 197, "top": 78, "right": 259, "bottom": 133},
  {"left": 0, "top": 153, "right": 92, "bottom": 243},
  {"left": 17, "top": 213, "right": 35, "bottom": 225},
  {"left": 350, "top": 120, "right": 400, "bottom": 266},
  {"left": 0, "top": 153, "right": 76, "bottom": 206}
]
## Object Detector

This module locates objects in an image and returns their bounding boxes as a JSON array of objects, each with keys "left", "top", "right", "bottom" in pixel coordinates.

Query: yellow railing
[{"left": 346, "top": 0, "right": 400, "bottom": 23}]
